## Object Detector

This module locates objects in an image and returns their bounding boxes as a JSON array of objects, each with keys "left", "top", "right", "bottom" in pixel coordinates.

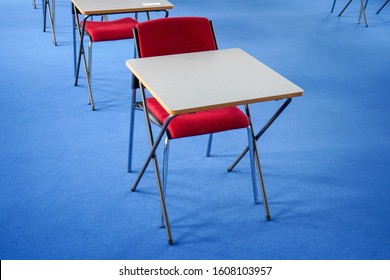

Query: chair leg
[
  {"left": 51, "top": 0, "right": 57, "bottom": 45},
  {"left": 88, "top": 41, "right": 92, "bottom": 80},
  {"left": 43, "top": 0, "right": 47, "bottom": 32},
  {"left": 86, "top": 41, "right": 93, "bottom": 105},
  {"left": 338, "top": 0, "right": 352, "bottom": 16},
  {"left": 33, "top": 0, "right": 36, "bottom": 9},
  {"left": 377, "top": 0, "right": 390, "bottom": 13},
  {"left": 247, "top": 127, "right": 260, "bottom": 204},
  {"left": 331, "top": 0, "right": 337, "bottom": 13},
  {"left": 72, "top": 18, "right": 77, "bottom": 78},
  {"left": 206, "top": 134, "right": 213, "bottom": 157},
  {"left": 245, "top": 105, "right": 271, "bottom": 221},
  {"left": 74, "top": 16, "right": 95, "bottom": 110},
  {"left": 72, "top": 3, "right": 83, "bottom": 78},
  {"left": 128, "top": 89, "right": 137, "bottom": 173},
  {"left": 358, "top": 0, "right": 369, "bottom": 27},
  {"left": 160, "top": 137, "right": 170, "bottom": 228},
  {"left": 45, "top": 0, "right": 57, "bottom": 45}
]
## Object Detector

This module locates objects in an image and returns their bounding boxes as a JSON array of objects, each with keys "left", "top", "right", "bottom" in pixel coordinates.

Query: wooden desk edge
[{"left": 164, "top": 91, "right": 304, "bottom": 115}]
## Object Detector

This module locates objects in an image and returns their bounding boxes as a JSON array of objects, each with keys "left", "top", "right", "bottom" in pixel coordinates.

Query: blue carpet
[{"left": 0, "top": 0, "right": 389, "bottom": 260}]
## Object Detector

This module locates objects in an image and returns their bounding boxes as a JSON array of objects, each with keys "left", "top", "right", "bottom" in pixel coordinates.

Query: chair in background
[
  {"left": 130, "top": 17, "right": 269, "bottom": 244},
  {"left": 377, "top": 0, "right": 389, "bottom": 13},
  {"left": 32, "top": 0, "right": 36, "bottom": 9}
]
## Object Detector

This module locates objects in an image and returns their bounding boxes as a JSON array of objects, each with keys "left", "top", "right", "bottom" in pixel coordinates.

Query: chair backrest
[
  {"left": 133, "top": 16, "right": 217, "bottom": 58},
  {"left": 131, "top": 17, "right": 217, "bottom": 90}
]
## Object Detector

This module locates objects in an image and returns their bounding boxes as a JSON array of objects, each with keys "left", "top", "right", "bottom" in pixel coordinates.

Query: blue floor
[{"left": 0, "top": 0, "right": 389, "bottom": 260}]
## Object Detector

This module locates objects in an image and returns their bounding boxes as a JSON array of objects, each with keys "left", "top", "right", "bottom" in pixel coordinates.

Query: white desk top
[
  {"left": 72, "top": 0, "right": 174, "bottom": 15},
  {"left": 126, "top": 48, "right": 304, "bottom": 115}
]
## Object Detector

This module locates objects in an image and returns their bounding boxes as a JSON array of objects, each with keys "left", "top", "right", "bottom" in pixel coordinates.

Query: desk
[
  {"left": 126, "top": 48, "right": 304, "bottom": 244},
  {"left": 71, "top": 0, "right": 174, "bottom": 110}
]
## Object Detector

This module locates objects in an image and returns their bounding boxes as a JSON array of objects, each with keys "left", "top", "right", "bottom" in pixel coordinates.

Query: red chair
[
  {"left": 82, "top": 17, "right": 138, "bottom": 82},
  {"left": 130, "top": 17, "right": 269, "bottom": 244}
]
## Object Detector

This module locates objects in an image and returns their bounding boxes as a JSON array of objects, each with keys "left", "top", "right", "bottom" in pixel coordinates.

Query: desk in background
[{"left": 71, "top": 0, "right": 174, "bottom": 110}]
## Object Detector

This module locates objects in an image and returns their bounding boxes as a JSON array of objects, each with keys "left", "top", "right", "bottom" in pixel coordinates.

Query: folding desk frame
[
  {"left": 130, "top": 85, "right": 271, "bottom": 245},
  {"left": 72, "top": 4, "right": 170, "bottom": 110},
  {"left": 228, "top": 98, "right": 292, "bottom": 172}
]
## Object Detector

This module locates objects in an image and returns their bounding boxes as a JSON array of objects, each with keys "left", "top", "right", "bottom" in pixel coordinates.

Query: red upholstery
[
  {"left": 83, "top": 17, "right": 138, "bottom": 42},
  {"left": 146, "top": 98, "right": 249, "bottom": 139},
  {"left": 136, "top": 17, "right": 217, "bottom": 57}
]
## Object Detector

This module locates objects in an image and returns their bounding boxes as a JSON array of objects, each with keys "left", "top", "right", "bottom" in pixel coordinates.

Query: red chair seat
[
  {"left": 83, "top": 17, "right": 138, "bottom": 42},
  {"left": 146, "top": 98, "right": 249, "bottom": 139}
]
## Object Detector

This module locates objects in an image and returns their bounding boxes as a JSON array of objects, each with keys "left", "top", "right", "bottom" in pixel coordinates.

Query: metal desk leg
[
  {"left": 43, "top": 0, "right": 57, "bottom": 45},
  {"left": 72, "top": 4, "right": 77, "bottom": 77},
  {"left": 244, "top": 105, "right": 271, "bottom": 221},
  {"left": 127, "top": 89, "right": 136, "bottom": 173},
  {"left": 127, "top": 47, "right": 138, "bottom": 173},
  {"left": 74, "top": 14, "right": 95, "bottom": 110},
  {"left": 358, "top": 0, "right": 369, "bottom": 27},
  {"left": 228, "top": 98, "right": 292, "bottom": 172},
  {"left": 131, "top": 115, "right": 175, "bottom": 245},
  {"left": 338, "top": 0, "right": 353, "bottom": 16},
  {"left": 131, "top": 84, "right": 176, "bottom": 245},
  {"left": 338, "top": 0, "right": 369, "bottom": 26}
]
